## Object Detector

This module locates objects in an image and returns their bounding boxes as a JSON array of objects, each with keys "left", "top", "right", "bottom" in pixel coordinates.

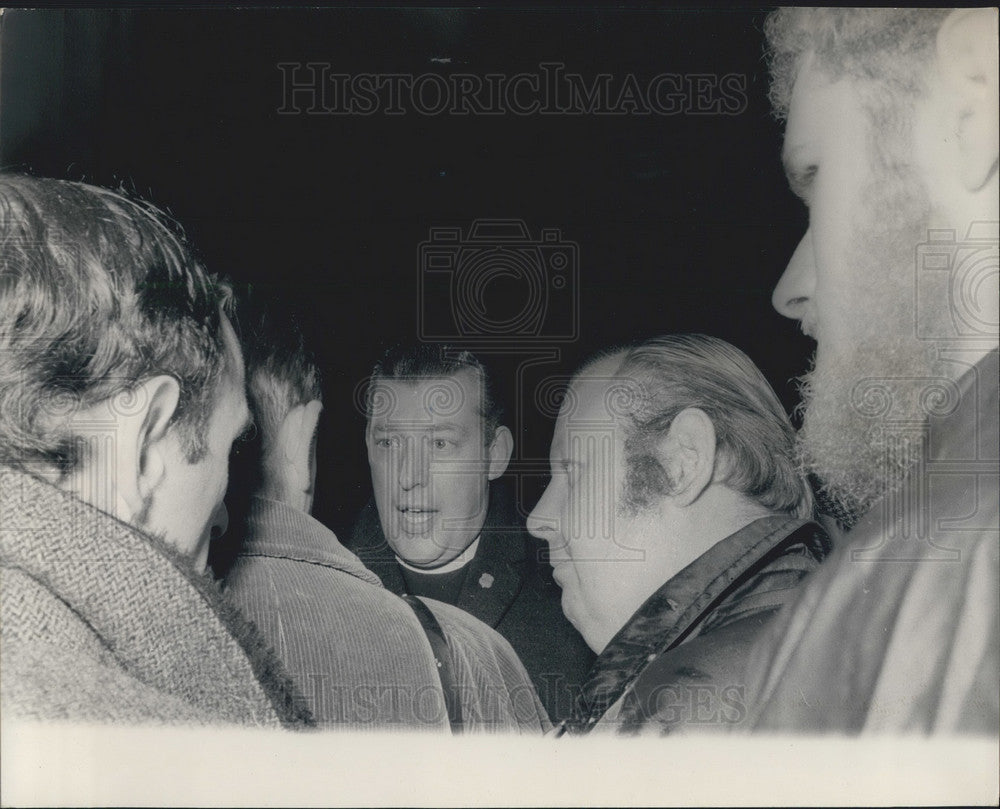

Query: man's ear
[
  {"left": 259, "top": 399, "right": 323, "bottom": 514},
  {"left": 487, "top": 425, "right": 514, "bottom": 481},
  {"left": 117, "top": 375, "right": 181, "bottom": 521},
  {"left": 656, "top": 408, "right": 716, "bottom": 508},
  {"left": 937, "top": 8, "right": 999, "bottom": 191}
]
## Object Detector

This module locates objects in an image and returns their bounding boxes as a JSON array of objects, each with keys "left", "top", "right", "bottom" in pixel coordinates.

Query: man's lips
[
  {"left": 549, "top": 559, "right": 570, "bottom": 586},
  {"left": 396, "top": 506, "right": 437, "bottom": 533}
]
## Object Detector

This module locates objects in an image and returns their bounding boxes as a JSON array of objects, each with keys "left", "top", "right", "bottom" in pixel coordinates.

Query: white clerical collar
[{"left": 396, "top": 536, "right": 481, "bottom": 575}]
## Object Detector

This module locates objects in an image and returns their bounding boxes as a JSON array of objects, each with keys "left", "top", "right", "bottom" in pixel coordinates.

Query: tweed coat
[{"left": 0, "top": 468, "right": 312, "bottom": 727}]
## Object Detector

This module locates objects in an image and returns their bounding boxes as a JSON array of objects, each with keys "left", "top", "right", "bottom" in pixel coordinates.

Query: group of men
[{"left": 1, "top": 8, "right": 997, "bottom": 737}]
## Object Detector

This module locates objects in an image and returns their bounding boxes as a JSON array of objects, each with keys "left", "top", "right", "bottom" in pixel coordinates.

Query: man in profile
[
  {"left": 222, "top": 312, "right": 550, "bottom": 732},
  {"left": 0, "top": 174, "right": 310, "bottom": 727},
  {"left": 349, "top": 344, "right": 593, "bottom": 722},
  {"left": 743, "top": 8, "right": 998, "bottom": 732},
  {"left": 527, "top": 334, "right": 828, "bottom": 734}
]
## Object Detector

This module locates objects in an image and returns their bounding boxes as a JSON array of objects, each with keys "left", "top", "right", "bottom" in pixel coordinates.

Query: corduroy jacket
[
  {"left": 349, "top": 482, "right": 594, "bottom": 722},
  {"left": 226, "top": 496, "right": 551, "bottom": 733}
]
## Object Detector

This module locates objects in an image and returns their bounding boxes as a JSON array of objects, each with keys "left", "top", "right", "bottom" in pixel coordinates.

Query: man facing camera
[
  {"left": 350, "top": 344, "right": 594, "bottom": 722},
  {"left": 0, "top": 174, "right": 311, "bottom": 727},
  {"left": 527, "top": 335, "right": 829, "bottom": 734},
  {"left": 222, "top": 316, "right": 550, "bottom": 732},
  {"left": 741, "top": 8, "right": 999, "bottom": 733}
]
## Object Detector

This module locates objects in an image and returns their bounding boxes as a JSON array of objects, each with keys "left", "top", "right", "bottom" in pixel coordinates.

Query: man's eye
[
  {"left": 554, "top": 460, "right": 579, "bottom": 483},
  {"left": 432, "top": 438, "right": 451, "bottom": 450},
  {"left": 375, "top": 437, "right": 398, "bottom": 449}
]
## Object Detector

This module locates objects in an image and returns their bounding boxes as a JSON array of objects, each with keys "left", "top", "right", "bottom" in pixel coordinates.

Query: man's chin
[
  {"left": 388, "top": 537, "right": 448, "bottom": 567},
  {"left": 796, "top": 339, "right": 935, "bottom": 529}
]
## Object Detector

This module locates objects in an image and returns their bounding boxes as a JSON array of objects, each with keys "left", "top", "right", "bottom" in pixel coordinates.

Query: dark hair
[
  {"left": 0, "top": 174, "right": 232, "bottom": 472},
  {"left": 238, "top": 291, "right": 323, "bottom": 443},
  {"left": 210, "top": 291, "right": 322, "bottom": 579},
  {"left": 764, "top": 9, "right": 949, "bottom": 121},
  {"left": 366, "top": 343, "right": 503, "bottom": 444},
  {"left": 600, "top": 334, "right": 812, "bottom": 519}
]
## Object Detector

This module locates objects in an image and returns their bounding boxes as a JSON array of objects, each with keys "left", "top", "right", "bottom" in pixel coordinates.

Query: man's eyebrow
[
  {"left": 782, "top": 145, "right": 815, "bottom": 200},
  {"left": 370, "top": 422, "right": 466, "bottom": 433},
  {"left": 430, "top": 423, "right": 464, "bottom": 434}
]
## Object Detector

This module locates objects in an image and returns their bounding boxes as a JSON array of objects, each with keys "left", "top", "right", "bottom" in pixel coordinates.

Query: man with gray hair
[
  {"left": 0, "top": 174, "right": 311, "bottom": 727},
  {"left": 527, "top": 334, "right": 829, "bottom": 734},
  {"left": 740, "top": 8, "right": 999, "bottom": 734}
]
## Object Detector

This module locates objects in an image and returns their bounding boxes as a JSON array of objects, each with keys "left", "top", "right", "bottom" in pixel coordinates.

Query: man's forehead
[
  {"left": 556, "top": 355, "right": 629, "bottom": 428},
  {"left": 782, "top": 56, "right": 858, "bottom": 163},
  {"left": 369, "top": 370, "right": 483, "bottom": 425}
]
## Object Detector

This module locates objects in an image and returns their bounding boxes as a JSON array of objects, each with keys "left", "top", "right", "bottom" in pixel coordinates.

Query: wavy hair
[{"left": 0, "top": 174, "right": 232, "bottom": 472}]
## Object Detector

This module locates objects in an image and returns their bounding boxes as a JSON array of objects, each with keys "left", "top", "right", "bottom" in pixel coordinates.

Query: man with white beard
[{"left": 742, "top": 8, "right": 998, "bottom": 733}]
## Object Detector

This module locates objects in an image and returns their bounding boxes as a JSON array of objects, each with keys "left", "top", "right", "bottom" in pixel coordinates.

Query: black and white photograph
[{"left": 1, "top": 5, "right": 997, "bottom": 806}]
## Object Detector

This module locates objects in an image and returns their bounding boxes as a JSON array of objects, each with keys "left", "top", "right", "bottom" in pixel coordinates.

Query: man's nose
[
  {"left": 772, "top": 229, "right": 817, "bottom": 321},
  {"left": 526, "top": 485, "right": 562, "bottom": 547},
  {"left": 398, "top": 437, "right": 429, "bottom": 490}
]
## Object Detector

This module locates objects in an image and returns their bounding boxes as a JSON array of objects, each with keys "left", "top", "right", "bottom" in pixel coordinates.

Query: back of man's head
[
  {"left": 610, "top": 334, "right": 812, "bottom": 520},
  {"left": 0, "top": 174, "right": 231, "bottom": 473},
  {"left": 211, "top": 293, "right": 323, "bottom": 578},
  {"left": 239, "top": 294, "right": 323, "bottom": 443},
  {"left": 367, "top": 343, "right": 503, "bottom": 444}
]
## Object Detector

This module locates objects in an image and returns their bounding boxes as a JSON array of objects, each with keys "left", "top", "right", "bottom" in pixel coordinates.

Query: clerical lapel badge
[{"left": 478, "top": 572, "right": 495, "bottom": 589}]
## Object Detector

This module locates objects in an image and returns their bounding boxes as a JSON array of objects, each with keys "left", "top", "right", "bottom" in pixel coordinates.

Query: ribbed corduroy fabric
[
  {"left": 226, "top": 497, "right": 550, "bottom": 733},
  {"left": 226, "top": 497, "right": 450, "bottom": 731},
  {"left": 0, "top": 469, "right": 313, "bottom": 727}
]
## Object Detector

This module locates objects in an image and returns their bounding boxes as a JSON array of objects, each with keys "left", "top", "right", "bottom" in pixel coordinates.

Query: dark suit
[{"left": 348, "top": 481, "right": 595, "bottom": 722}]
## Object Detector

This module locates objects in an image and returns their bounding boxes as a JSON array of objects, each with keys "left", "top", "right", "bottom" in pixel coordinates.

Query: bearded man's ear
[{"left": 937, "top": 8, "right": 999, "bottom": 192}]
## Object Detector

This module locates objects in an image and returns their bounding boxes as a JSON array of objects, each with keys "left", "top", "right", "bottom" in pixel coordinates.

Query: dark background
[{"left": 1, "top": 7, "right": 812, "bottom": 536}]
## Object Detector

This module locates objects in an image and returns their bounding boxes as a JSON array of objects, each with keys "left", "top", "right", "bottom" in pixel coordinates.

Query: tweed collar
[{"left": 0, "top": 468, "right": 312, "bottom": 727}]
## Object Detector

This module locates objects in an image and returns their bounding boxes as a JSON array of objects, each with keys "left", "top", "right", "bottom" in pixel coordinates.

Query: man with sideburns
[{"left": 527, "top": 334, "right": 829, "bottom": 734}]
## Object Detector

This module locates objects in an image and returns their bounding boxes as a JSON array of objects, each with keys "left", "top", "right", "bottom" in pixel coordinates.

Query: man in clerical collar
[
  {"left": 527, "top": 334, "right": 829, "bottom": 735},
  {"left": 350, "top": 343, "right": 594, "bottom": 722}
]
